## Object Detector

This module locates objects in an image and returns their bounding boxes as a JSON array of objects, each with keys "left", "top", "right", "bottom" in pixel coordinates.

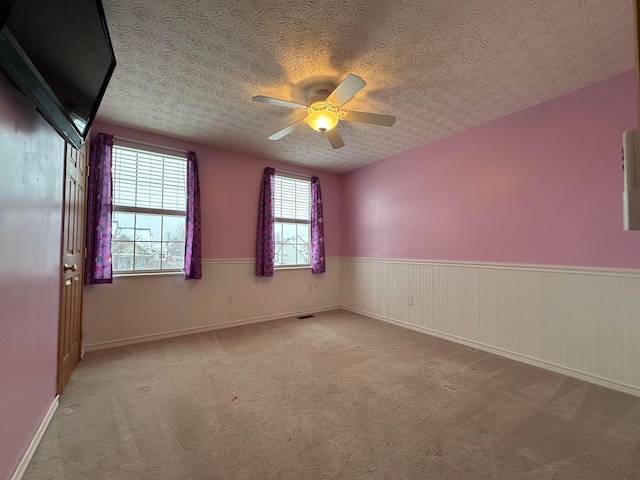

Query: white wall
[
  {"left": 84, "top": 258, "right": 341, "bottom": 349},
  {"left": 341, "top": 257, "right": 640, "bottom": 395}
]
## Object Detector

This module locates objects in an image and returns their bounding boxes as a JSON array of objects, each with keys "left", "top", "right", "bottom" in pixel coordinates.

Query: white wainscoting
[
  {"left": 341, "top": 257, "right": 640, "bottom": 396},
  {"left": 84, "top": 258, "right": 340, "bottom": 350}
]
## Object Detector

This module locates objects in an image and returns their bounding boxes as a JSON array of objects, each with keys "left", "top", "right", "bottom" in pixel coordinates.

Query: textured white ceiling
[{"left": 98, "top": 0, "right": 635, "bottom": 174}]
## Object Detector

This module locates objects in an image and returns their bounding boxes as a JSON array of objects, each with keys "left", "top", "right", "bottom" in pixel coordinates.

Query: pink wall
[
  {"left": 0, "top": 78, "right": 64, "bottom": 478},
  {"left": 92, "top": 122, "right": 342, "bottom": 258},
  {"left": 341, "top": 70, "right": 640, "bottom": 268}
]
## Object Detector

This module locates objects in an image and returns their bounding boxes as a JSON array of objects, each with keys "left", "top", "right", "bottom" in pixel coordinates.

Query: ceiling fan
[{"left": 252, "top": 74, "right": 396, "bottom": 149}]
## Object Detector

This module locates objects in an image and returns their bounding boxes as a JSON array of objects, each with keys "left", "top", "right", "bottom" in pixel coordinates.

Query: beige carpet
[{"left": 24, "top": 309, "right": 640, "bottom": 479}]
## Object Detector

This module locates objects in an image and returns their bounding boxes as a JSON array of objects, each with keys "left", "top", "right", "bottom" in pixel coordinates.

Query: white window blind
[
  {"left": 274, "top": 175, "right": 310, "bottom": 222},
  {"left": 274, "top": 173, "right": 311, "bottom": 267},
  {"left": 111, "top": 143, "right": 187, "bottom": 273},
  {"left": 113, "top": 146, "right": 187, "bottom": 213}
]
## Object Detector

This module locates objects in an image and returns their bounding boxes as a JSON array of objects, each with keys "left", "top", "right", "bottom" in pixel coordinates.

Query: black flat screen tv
[{"left": 0, "top": 0, "right": 116, "bottom": 149}]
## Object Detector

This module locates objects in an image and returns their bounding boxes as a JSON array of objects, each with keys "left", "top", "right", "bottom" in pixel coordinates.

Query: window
[
  {"left": 273, "top": 173, "right": 311, "bottom": 267},
  {"left": 111, "top": 142, "right": 187, "bottom": 273}
]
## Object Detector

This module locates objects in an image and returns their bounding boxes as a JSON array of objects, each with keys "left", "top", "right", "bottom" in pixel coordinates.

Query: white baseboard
[
  {"left": 84, "top": 305, "right": 341, "bottom": 352},
  {"left": 342, "top": 306, "right": 640, "bottom": 398},
  {"left": 11, "top": 395, "right": 59, "bottom": 480}
]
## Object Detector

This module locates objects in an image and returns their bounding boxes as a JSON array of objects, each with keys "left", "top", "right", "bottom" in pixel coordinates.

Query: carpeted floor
[{"left": 24, "top": 309, "right": 640, "bottom": 479}]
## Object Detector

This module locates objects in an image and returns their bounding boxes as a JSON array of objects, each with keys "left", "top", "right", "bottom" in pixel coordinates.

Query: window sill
[
  {"left": 113, "top": 270, "right": 185, "bottom": 278},
  {"left": 274, "top": 265, "right": 312, "bottom": 271}
]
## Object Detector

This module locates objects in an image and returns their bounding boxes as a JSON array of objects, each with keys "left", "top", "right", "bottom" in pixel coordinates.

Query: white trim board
[
  {"left": 341, "top": 257, "right": 640, "bottom": 278},
  {"left": 342, "top": 306, "right": 640, "bottom": 398},
  {"left": 11, "top": 395, "right": 59, "bottom": 480},
  {"left": 85, "top": 306, "right": 341, "bottom": 351}
]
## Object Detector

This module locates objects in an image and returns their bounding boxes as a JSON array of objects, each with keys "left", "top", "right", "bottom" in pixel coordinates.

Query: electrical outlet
[
  {"left": 407, "top": 295, "right": 413, "bottom": 306},
  {"left": 226, "top": 294, "right": 233, "bottom": 304}
]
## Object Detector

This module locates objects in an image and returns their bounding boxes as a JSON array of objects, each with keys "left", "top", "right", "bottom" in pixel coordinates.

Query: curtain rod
[{"left": 113, "top": 135, "right": 188, "bottom": 155}]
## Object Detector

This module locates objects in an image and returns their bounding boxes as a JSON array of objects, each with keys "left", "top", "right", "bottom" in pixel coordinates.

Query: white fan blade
[
  {"left": 253, "top": 95, "right": 307, "bottom": 110},
  {"left": 325, "top": 128, "right": 344, "bottom": 149},
  {"left": 341, "top": 110, "right": 396, "bottom": 127},
  {"left": 268, "top": 119, "right": 305, "bottom": 140},
  {"left": 326, "top": 74, "right": 366, "bottom": 107}
]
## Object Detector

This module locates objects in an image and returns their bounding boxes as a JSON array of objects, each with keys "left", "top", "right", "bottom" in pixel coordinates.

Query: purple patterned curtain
[
  {"left": 185, "top": 151, "right": 202, "bottom": 280},
  {"left": 84, "top": 133, "right": 114, "bottom": 285},
  {"left": 256, "top": 167, "right": 275, "bottom": 277},
  {"left": 310, "top": 176, "right": 326, "bottom": 274}
]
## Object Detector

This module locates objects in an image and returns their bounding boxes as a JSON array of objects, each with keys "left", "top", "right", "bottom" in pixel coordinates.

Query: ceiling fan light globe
[{"left": 307, "top": 110, "right": 338, "bottom": 132}]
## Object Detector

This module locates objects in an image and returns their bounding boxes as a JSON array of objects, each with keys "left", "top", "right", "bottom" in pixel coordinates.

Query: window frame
[
  {"left": 111, "top": 140, "right": 188, "bottom": 276},
  {"left": 273, "top": 171, "right": 312, "bottom": 269}
]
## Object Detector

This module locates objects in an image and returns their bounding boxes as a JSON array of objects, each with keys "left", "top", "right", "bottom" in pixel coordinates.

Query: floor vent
[{"left": 297, "top": 315, "right": 315, "bottom": 319}]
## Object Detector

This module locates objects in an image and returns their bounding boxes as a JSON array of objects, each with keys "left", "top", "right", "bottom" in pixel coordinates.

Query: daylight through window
[
  {"left": 111, "top": 143, "right": 187, "bottom": 273},
  {"left": 274, "top": 174, "right": 311, "bottom": 267}
]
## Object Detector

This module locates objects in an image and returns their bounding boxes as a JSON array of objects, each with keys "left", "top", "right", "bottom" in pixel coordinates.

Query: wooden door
[{"left": 58, "top": 140, "right": 88, "bottom": 394}]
